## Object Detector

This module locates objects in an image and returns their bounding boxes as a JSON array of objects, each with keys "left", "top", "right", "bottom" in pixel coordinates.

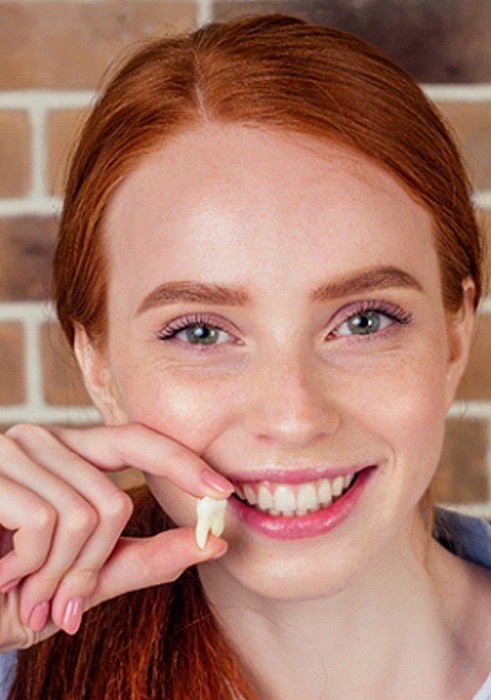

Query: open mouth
[{"left": 232, "top": 472, "right": 358, "bottom": 518}]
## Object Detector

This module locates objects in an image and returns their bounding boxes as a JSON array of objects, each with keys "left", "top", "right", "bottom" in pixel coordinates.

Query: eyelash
[
  {"left": 156, "top": 301, "right": 413, "bottom": 347},
  {"left": 327, "top": 300, "right": 413, "bottom": 340},
  {"left": 157, "top": 313, "right": 235, "bottom": 344}
]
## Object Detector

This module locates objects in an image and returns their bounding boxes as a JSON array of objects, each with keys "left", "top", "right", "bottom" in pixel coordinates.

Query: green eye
[
  {"left": 181, "top": 323, "right": 223, "bottom": 345},
  {"left": 345, "top": 311, "right": 383, "bottom": 335}
]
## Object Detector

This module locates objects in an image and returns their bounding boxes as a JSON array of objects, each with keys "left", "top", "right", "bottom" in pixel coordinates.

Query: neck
[{"left": 198, "top": 518, "right": 487, "bottom": 700}]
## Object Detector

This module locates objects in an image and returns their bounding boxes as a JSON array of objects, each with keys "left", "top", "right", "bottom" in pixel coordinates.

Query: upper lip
[{"left": 224, "top": 464, "right": 374, "bottom": 486}]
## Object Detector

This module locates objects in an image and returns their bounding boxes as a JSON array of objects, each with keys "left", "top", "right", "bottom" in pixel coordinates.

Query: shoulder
[
  {"left": 434, "top": 507, "right": 491, "bottom": 570},
  {"left": 0, "top": 649, "right": 17, "bottom": 699}
]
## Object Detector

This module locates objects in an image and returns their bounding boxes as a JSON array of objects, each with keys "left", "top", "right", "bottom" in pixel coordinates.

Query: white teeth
[
  {"left": 343, "top": 474, "right": 354, "bottom": 490},
  {"left": 258, "top": 484, "right": 275, "bottom": 511},
  {"left": 238, "top": 473, "right": 356, "bottom": 516},
  {"left": 331, "top": 476, "right": 344, "bottom": 497},
  {"left": 296, "top": 483, "right": 317, "bottom": 513},
  {"left": 195, "top": 496, "right": 227, "bottom": 550},
  {"left": 243, "top": 484, "right": 258, "bottom": 505},
  {"left": 274, "top": 485, "right": 296, "bottom": 515},
  {"left": 318, "top": 478, "right": 332, "bottom": 506}
]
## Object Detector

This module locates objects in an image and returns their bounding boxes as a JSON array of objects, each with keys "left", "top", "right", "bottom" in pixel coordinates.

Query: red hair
[{"left": 11, "top": 13, "right": 485, "bottom": 698}]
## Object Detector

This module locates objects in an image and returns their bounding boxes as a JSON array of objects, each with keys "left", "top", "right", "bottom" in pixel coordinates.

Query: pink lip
[{"left": 228, "top": 466, "right": 374, "bottom": 540}]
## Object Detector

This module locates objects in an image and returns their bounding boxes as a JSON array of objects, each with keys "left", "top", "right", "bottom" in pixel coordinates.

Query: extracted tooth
[{"left": 195, "top": 496, "right": 227, "bottom": 550}]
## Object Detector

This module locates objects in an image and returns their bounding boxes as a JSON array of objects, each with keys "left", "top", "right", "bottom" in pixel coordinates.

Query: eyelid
[
  {"left": 327, "top": 299, "right": 413, "bottom": 338},
  {"left": 156, "top": 312, "right": 240, "bottom": 343}
]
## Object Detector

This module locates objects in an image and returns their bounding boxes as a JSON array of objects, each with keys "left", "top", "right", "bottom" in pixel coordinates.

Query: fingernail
[
  {"left": 0, "top": 577, "right": 22, "bottom": 594},
  {"left": 28, "top": 601, "right": 50, "bottom": 632},
  {"left": 62, "top": 596, "right": 85, "bottom": 635},
  {"left": 201, "top": 470, "right": 233, "bottom": 495}
]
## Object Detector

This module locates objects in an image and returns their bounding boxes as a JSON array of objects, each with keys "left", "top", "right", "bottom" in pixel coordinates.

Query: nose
[{"left": 245, "top": 350, "right": 341, "bottom": 449}]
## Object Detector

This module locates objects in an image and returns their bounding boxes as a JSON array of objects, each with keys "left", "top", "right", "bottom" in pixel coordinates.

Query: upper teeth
[
  {"left": 239, "top": 474, "right": 355, "bottom": 516},
  {"left": 195, "top": 496, "right": 227, "bottom": 549}
]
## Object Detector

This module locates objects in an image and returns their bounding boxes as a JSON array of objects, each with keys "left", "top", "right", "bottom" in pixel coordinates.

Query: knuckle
[
  {"left": 28, "top": 502, "right": 57, "bottom": 534},
  {"left": 64, "top": 502, "right": 98, "bottom": 536},
  {"left": 100, "top": 490, "right": 134, "bottom": 524},
  {"left": 5, "top": 423, "right": 50, "bottom": 445}
]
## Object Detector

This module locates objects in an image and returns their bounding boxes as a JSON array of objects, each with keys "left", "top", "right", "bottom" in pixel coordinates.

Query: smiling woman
[{"left": 0, "top": 13, "right": 489, "bottom": 700}]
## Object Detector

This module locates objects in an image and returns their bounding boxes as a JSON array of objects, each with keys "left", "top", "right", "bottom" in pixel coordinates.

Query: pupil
[
  {"left": 186, "top": 324, "right": 219, "bottom": 345},
  {"left": 348, "top": 311, "right": 380, "bottom": 335}
]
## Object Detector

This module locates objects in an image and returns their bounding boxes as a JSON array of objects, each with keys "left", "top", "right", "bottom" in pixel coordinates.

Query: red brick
[
  {"left": 0, "top": 323, "right": 25, "bottom": 405},
  {"left": 476, "top": 209, "right": 491, "bottom": 292},
  {"left": 458, "top": 314, "right": 491, "bottom": 401},
  {"left": 48, "top": 108, "right": 90, "bottom": 196},
  {"left": 436, "top": 101, "right": 491, "bottom": 191},
  {"left": 0, "top": 216, "right": 58, "bottom": 301},
  {"left": 0, "top": 2, "right": 197, "bottom": 90},
  {"left": 0, "top": 111, "right": 30, "bottom": 197},
  {"left": 434, "top": 418, "right": 489, "bottom": 503},
  {"left": 41, "top": 322, "right": 91, "bottom": 406}
]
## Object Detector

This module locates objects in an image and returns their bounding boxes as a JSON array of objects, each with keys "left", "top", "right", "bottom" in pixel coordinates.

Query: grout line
[
  {"left": 0, "top": 301, "right": 56, "bottom": 322},
  {"left": 197, "top": 0, "right": 213, "bottom": 25},
  {"left": 29, "top": 105, "right": 48, "bottom": 200},
  {"left": 448, "top": 401, "right": 491, "bottom": 420},
  {"left": 423, "top": 84, "right": 491, "bottom": 101},
  {"left": 0, "top": 198, "right": 62, "bottom": 217},
  {"left": 0, "top": 91, "right": 96, "bottom": 109},
  {"left": 23, "top": 316, "right": 45, "bottom": 407},
  {"left": 0, "top": 405, "right": 101, "bottom": 425}
]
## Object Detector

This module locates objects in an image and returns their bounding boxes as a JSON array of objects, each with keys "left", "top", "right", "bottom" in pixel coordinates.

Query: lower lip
[{"left": 228, "top": 467, "right": 374, "bottom": 540}]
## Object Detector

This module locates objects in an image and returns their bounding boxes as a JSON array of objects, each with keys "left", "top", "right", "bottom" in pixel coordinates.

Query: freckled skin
[{"left": 86, "top": 124, "right": 472, "bottom": 602}]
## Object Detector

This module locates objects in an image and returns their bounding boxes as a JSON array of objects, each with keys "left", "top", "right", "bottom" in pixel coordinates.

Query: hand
[{"left": 0, "top": 423, "right": 232, "bottom": 651}]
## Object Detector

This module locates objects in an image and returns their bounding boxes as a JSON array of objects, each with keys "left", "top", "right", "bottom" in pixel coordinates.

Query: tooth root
[
  {"left": 196, "top": 516, "right": 211, "bottom": 550},
  {"left": 195, "top": 497, "right": 227, "bottom": 549}
]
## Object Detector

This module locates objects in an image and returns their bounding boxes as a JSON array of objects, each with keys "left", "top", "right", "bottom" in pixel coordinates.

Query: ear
[
  {"left": 73, "top": 324, "right": 128, "bottom": 425},
  {"left": 444, "top": 277, "right": 476, "bottom": 410}
]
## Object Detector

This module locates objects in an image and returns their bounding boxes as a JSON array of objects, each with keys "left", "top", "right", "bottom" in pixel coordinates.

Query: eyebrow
[
  {"left": 137, "top": 281, "right": 250, "bottom": 314},
  {"left": 136, "top": 265, "right": 423, "bottom": 315},
  {"left": 310, "top": 265, "right": 423, "bottom": 302}
]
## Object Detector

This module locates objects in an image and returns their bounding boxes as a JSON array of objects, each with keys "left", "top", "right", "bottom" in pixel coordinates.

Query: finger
[
  {"left": 0, "top": 474, "right": 56, "bottom": 589},
  {"left": 47, "top": 424, "right": 233, "bottom": 497}
]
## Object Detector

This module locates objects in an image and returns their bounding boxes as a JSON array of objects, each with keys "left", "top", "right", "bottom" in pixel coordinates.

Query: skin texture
[{"left": 76, "top": 125, "right": 491, "bottom": 698}]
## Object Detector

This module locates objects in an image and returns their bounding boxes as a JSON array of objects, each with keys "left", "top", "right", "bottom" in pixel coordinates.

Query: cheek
[{"left": 112, "top": 362, "right": 236, "bottom": 451}]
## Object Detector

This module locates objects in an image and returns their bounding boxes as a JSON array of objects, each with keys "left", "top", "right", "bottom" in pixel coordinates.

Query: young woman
[{"left": 0, "top": 13, "right": 490, "bottom": 699}]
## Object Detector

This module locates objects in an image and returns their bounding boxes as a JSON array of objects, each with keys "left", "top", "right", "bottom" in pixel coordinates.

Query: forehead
[{"left": 103, "top": 125, "right": 438, "bottom": 301}]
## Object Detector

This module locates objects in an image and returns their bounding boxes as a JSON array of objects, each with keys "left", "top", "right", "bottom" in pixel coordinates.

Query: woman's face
[{"left": 82, "top": 125, "right": 473, "bottom": 600}]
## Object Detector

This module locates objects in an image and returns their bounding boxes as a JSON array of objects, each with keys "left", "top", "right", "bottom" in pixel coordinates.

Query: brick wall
[{"left": 0, "top": 0, "right": 490, "bottom": 512}]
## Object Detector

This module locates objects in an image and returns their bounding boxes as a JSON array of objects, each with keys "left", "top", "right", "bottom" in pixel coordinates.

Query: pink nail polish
[
  {"left": 201, "top": 469, "right": 233, "bottom": 494},
  {"left": 28, "top": 601, "right": 50, "bottom": 632},
  {"left": 62, "top": 596, "right": 84, "bottom": 635}
]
